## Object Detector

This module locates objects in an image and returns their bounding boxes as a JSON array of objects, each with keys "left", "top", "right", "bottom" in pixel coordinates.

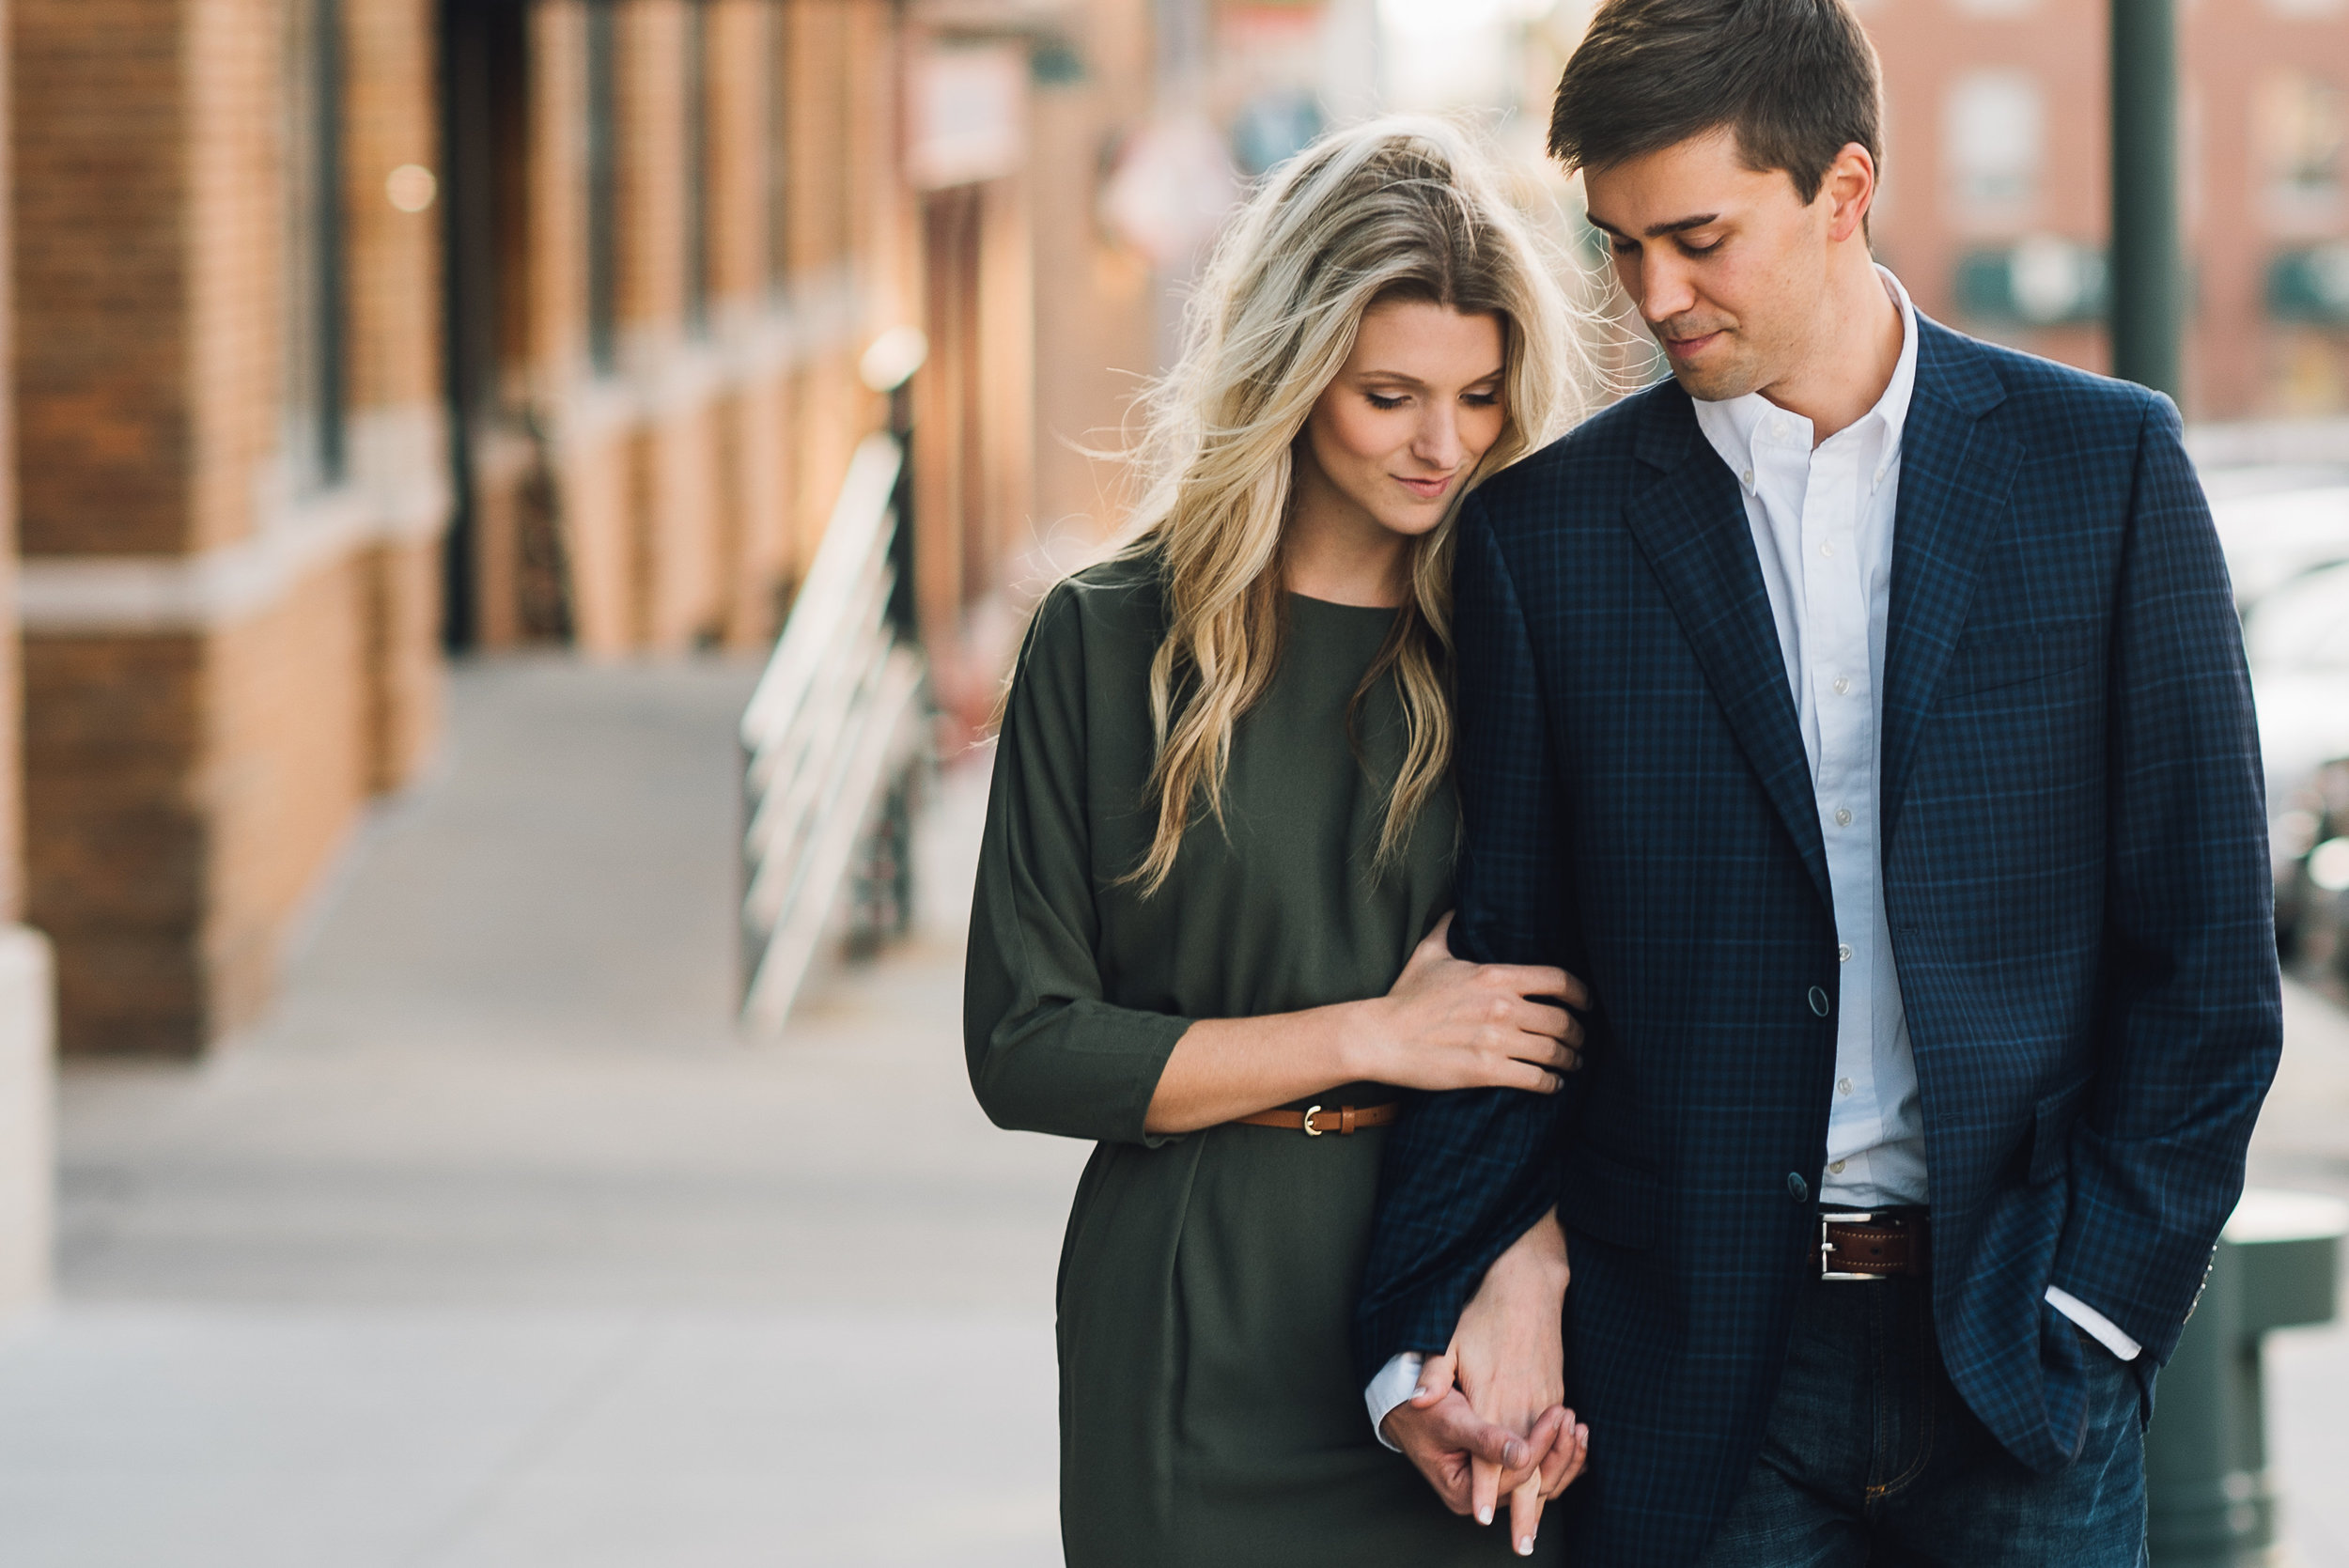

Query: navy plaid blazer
[{"left": 1355, "top": 318, "right": 2281, "bottom": 1566}]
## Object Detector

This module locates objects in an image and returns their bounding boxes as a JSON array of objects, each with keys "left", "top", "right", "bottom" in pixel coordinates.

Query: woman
[{"left": 966, "top": 119, "right": 1589, "bottom": 1565}]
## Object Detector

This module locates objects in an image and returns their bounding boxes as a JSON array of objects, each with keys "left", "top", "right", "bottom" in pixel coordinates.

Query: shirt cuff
[
  {"left": 2046, "top": 1285, "right": 2142, "bottom": 1361},
  {"left": 1365, "top": 1352, "right": 1425, "bottom": 1451}
]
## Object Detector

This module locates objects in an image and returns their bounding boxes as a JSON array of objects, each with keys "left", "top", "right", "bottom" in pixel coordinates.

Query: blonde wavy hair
[{"left": 1114, "top": 116, "right": 1585, "bottom": 893}]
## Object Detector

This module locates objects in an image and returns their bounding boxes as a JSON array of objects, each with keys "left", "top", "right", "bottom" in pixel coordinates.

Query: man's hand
[{"left": 1380, "top": 1350, "right": 1568, "bottom": 1523}]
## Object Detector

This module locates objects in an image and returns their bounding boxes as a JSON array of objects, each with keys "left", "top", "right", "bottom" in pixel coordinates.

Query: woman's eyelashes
[{"left": 1361, "top": 386, "right": 1500, "bottom": 411}]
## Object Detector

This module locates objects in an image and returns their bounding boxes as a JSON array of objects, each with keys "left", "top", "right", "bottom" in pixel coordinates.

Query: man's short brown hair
[{"left": 1548, "top": 0, "right": 1883, "bottom": 205}]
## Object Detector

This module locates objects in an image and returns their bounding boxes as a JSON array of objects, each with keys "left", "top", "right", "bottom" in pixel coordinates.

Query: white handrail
[{"left": 739, "top": 432, "right": 927, "bottom": 1032}]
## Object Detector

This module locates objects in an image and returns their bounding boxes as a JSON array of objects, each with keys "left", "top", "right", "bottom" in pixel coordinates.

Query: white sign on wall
[{"left": 908, "top": 45, "right": 1027, "bottom": 189}]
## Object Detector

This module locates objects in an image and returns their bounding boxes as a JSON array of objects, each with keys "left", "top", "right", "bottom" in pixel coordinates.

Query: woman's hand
[
  {"left": 1350, "top": 914, "right": 1586, "bottom": 1093},
  {"left": 1442, "top": 1210, "right": 1588, "bottom": 1555}
]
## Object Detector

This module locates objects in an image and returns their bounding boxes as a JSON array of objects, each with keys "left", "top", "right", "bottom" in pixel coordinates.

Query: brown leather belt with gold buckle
[
  {"left": 1233, "top": 1103, "right": 1399, "bottom": 1137},
  {"left": 1819, "top": 1210, "right": 1929, "bottom": 1280}
]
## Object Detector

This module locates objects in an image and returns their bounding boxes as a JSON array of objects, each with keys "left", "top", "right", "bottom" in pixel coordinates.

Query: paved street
[{"left": 0, "top": 654, "right": 2343, "bottom": 1565}]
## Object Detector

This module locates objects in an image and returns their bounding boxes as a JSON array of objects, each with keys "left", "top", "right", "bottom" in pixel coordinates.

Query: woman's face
[{"left": 1299, "top": 299, "right": 1508, "bottom": 542}]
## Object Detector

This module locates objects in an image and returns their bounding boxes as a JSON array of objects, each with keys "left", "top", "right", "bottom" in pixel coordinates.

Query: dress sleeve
[{"left": 963, "top": 582, "right": 1196, "bottom": 1145}]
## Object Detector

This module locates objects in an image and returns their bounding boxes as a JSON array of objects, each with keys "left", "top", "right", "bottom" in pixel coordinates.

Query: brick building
[
  {"left": 0, "top": 0, "right": 55, "bottom": 1315},
  {"left": 11, "top": 0, "right": 1167, "bottom": 1058},
  {"left": 1855, "top": 0, "right": 2349, "bottom": 421}
]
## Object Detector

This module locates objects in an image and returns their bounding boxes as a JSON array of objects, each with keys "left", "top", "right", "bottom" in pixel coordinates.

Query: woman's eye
[
  {"left": 1365, "top": 392, "right": 1407, "bottom": 411},
  {"left": 1462, "top": 392, "right": 1500, "bottom": 408}
]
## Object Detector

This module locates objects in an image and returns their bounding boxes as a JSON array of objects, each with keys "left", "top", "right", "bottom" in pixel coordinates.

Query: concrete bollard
[{"left": 2146, "top": 1188, "right": 2348, "bottom": 1566}]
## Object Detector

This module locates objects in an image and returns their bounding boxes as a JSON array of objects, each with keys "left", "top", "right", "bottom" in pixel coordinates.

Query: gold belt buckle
[
  {"left": 1301, "top": 1104, "right": 1324, "bottom": 1137},
  {"left": 1820, "top": 1210, "right": 1890, "bottom": 1281}
]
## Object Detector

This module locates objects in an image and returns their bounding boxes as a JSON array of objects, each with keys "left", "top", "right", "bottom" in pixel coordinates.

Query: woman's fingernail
[
  {"left": 1478, "top": 1504, "right": 1494, "bottom": 1526},
  {"left": 1413, "top": 1385, "right": 1431, "bottom": 1399},
  {"left": 1517, "top": 1537, "right": 1535, "bottom": 1557}
]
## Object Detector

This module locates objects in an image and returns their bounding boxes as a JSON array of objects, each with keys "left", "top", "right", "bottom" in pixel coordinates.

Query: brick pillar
[
  {"left": 0, "top": 0, "right": 56, "bottom": 1312},
  {"left": 13, "top": 0, "right": 446, "bottom": 1056}
]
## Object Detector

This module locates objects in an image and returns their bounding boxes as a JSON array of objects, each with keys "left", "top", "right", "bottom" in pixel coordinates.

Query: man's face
[{"left": 1581, "top": 128, "right": 1839, "bottom": 403}]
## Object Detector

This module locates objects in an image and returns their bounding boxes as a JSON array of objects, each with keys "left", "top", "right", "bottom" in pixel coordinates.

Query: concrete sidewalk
[
  {"left": 0, "top": 654, "right": 2343, "bottom": 1566},
  {"left": 1, "top": 657, "right": 1086, "bottom": 1568}
]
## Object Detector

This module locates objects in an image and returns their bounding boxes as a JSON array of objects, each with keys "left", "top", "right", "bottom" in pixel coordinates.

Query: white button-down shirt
[
  {"left": 1363, "top": 269, "right": 2134, "bottom": 1449},
  {"left": 1690, "top": 267, "right": 1927, "bottom": 1212}
]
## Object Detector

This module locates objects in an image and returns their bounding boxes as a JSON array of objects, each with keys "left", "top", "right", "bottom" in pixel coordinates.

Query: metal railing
[{"left": 738, "top": 431, "right": 927, "bottom": 1033}]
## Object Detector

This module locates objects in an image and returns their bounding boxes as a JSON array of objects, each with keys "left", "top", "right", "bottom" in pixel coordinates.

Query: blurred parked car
[
  {"left": 2247, "top": 561, "right": 2349, "bottom": 808},
  {"left": 2248, "top": 563, "right": 2349, "bottom": 970}
]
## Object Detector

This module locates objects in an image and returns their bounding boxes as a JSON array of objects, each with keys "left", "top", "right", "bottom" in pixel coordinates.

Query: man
[{"left": 1356, "top": 0, "right": 2282, "bottom": 1562}]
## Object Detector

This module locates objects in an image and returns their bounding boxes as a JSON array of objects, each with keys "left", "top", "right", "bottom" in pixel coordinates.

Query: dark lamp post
[{"left": 2110, "top": 0, "right": 2184, "bottom": 398}]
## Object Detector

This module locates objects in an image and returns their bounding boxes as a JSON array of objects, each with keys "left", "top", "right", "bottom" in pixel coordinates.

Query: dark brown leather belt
[
  {"left": 1234, "top": 1103, "right": 1399, "bottom": 1137},
  {"left": 1819, "top": 1210, "right": 1929, "bottom": 1280}
]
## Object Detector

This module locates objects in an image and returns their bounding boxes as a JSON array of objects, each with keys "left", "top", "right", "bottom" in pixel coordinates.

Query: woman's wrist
[
  {"left": 1487, "top": 1211, "right": 1571, "bottom": 1295},
  {"left": 1330, "top": 997, "right": 1392, "bottom": 1085}
]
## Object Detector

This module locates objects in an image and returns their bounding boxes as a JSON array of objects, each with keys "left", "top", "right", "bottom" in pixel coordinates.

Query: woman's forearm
[{"left": 1142, "top": 1003, "right": 1381, "bottom": 1134}]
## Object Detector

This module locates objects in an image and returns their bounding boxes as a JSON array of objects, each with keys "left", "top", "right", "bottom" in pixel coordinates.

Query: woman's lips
[{"left": 1395, "top": 474, "right": 1454, "bottom": 500}]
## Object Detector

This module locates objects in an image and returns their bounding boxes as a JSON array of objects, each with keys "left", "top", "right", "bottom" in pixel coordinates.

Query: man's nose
[{"left": 1635, "top": 249, "right": 1696, "bottom": 324}]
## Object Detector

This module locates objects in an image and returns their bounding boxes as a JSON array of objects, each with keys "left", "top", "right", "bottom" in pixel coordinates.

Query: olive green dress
[{"left": 965, "top": 558, "right": 1558, "bottom": 1567}]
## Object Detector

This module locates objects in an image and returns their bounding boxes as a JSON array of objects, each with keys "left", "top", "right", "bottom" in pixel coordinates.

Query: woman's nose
[{"left": 1415, "top": 409, "right": 1464, "bottom": 468}]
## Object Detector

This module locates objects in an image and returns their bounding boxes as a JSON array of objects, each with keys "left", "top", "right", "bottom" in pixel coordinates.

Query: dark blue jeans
[{"left": 1692, "top": 1273, "right": 2148, "bottom": 1567}]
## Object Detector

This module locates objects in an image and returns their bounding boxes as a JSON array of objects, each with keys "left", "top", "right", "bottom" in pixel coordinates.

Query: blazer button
[
  {"left": 1786, "top": 1172, "right": 1810, "bottom": 1203},
  {"left": 1808, "top": 986, "right": 1831, "bottom": 1017}
]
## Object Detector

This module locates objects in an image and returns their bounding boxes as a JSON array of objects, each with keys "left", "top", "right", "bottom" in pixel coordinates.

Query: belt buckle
[
  {"left": 1820, "top": 1210, "right": 1890, "bottom": 1281},
  {"left": 1300, "top": 1104, "right": 1324, "bottom": 1138}
]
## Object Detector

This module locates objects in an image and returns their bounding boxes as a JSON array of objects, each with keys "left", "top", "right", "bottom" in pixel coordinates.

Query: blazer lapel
[
  {"left": 1880, "top": 321, "right": 2022, "bottom": 845},
  {"left": 1624, "top": 389, "right": 1833, "bottom": 915}
]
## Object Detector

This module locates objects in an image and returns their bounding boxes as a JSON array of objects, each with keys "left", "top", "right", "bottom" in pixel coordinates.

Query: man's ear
[{"left": 1822, "top": 142, "right": 1876, "bottom": 245}]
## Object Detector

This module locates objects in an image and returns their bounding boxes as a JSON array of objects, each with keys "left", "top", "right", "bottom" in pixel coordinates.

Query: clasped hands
[{"left": 1378, "top": 1209, "right": 1589, "bottom": 1559}]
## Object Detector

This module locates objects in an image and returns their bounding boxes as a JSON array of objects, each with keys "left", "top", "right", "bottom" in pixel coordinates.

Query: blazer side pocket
[
  {"left": 1943, "top": 622, "right": 2100, "bottom": 698},
  {"left": 2030, "top": 1075, "right": 2092, "bottom": 1185},
  {"left": 1560, "top": 1143, "right": 1661, "bottom": 1250}
]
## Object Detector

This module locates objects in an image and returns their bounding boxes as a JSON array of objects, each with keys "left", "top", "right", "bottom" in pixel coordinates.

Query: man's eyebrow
[{"left": 1586, "top": 212, "right": 1722, "bottom": 240}]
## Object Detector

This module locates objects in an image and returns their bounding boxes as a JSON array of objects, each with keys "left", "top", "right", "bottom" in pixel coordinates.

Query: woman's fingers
[
  {"left": 1513, "top": 1000, "right": 1579, "bottom": 1043},
  {"left": 1541, "top": 1418, "right": 1590, "bottom": 1499},
  {"left": 1505, "top": 1061, "right": 1565, "bottom": 1094},
  {"left": 1479, "top": 964, "right": 1588, "bottom": 1009},
  {"left": 1470, "top": 1453, "right": 1503, "bottom": 1528},
  {"left": 1508, "top": 1469, "right": 1546, "bottom": 1556}
]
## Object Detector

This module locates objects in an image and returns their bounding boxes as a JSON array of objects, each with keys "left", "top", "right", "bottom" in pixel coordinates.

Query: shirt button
[
  {"left": 1833, "top": 675, "right": 1850, "bottom": 695},
  {"left": 1808, "top": 986, "right": 1831, "bottom": 1017},
  {"left": 1786, "top": 1172, "right": 1810, "bottom": 1203},
  {"left": 1837, "top": 1077, "right": 1854, "bottom": 1097},
  {"left": 1820, "top": 540, "right": 1835, "bottom": 558},
  {"left": 1828, "top": 1159, "right": 1848, "bottom": 1175},
  {"left": 1838, "top": 942, "right": 1853, "bottom": 962},
  {"left": 1771, "top": 418, "right": 1789, "bottom": 440},
  {"left": 1741, "top": 468, "right": 1754, "bottom": 488},
  {"left": 1835, "top": 807, "right": 1853, "bottom": 827}
]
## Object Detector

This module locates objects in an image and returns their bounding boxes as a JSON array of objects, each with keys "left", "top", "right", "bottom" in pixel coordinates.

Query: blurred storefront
[
  {"left": 8, "top": 0, "right": 1188, "bottom": 1058},
  {"left": 1852, "top": 0, "right": 2349, "bottom": 423}
]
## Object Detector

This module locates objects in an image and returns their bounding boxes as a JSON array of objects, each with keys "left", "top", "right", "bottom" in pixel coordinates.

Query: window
[
  {"left": 2257, "top": 72, "right": 2345, "bottom": 233},
  {"left": 585, "top": 0, "right": 619, "bottom": 372},
  {"left": 683, "top": 0, "right": 709, "bottom": 335},
  {"left": 284, "top": 0, "right": 346, "bottom": 486},
  {"left": 768, "top": 4, "right": 789, "bottom": 290},
  {"left": 1945, "top": 70, "right": 2044, "bottom": 227}
]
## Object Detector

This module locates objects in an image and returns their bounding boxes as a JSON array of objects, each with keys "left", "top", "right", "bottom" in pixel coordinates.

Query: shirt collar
[{"left": 1689, "top": 265, "right": 1919, "bottom": 490}]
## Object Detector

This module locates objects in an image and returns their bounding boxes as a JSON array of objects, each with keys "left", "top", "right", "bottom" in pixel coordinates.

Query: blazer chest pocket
[
  {"left": 1942, "top": 622, "right": 2100, "bottom": 699},
  {"left": 1560, "top": 1145, "right": 1660, "bottom": 1250},
  {"left": 2029, "top": 1075, "right": 2092, "bottom": 1185}
]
